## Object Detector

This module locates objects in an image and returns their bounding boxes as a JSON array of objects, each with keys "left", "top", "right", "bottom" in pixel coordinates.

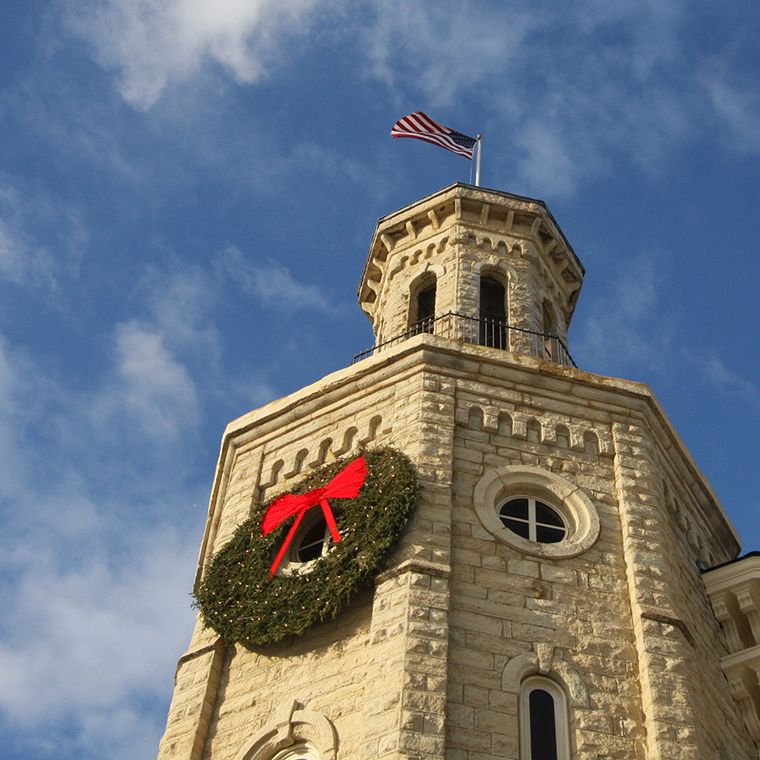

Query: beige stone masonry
[
  {"left": 157, "top": 632, "right": 226, "bottom": 760},
  {"left": 157, "top": 332, "right": 753, "bottom": 760}
]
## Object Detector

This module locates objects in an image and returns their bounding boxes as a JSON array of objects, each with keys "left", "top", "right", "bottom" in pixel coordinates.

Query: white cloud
[
  {"left": 140, "top": 266, "right": 223, "bottom": 363},
  {"left": 573, "top": 255, "right": 677, "bottom": 380},
  {"left": 0, "top": 256, "right": 239, "bottom": 756},
  {"left": 111, "top": 321, "right": 200, "bottom": 438},
  {"left": 700, "top": 353, "right": 760, "bottom": 409},
  {"left": 0, "top": 182, "right": 86, "bottom": 289},
  {"left": 701, "top": 68, "right": 760, "bottom": 154},
  {"left": 0, "top": 530, "right": 196, "bottom": 724},
  {"left": 221, "top": 245, "right": 330, "bottom": 312},
  {"left": 0, "top": 254, "right": 278, "bottom": 754},
  {"left": 0, "top": 322, "right": 203, "bottom": 758},
  {"left": 65, "top": 0, "right": 330, "bottom": 110},
  {"left": 0, "top": 217, "right": 55, "bottom": 287},
  {"left": 362, "top": 4, "right": 534, "bottom": 109},
  {"left": 59, "top": 0, "right": 731, "bottom": 198}
]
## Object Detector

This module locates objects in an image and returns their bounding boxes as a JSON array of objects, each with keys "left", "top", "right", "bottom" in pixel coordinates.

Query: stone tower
[{"left": 157, "top": 184, "right": 759, "bottom": 760}]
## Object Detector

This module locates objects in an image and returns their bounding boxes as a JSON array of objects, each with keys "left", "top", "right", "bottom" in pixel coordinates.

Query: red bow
[{"left": 261, "top": 455, "right": 367, "bottom": 577}]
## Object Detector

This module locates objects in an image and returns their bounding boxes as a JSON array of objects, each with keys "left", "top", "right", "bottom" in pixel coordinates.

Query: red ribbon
[{"left": 261, "top": 455, "right": 367, "bottom": 578}]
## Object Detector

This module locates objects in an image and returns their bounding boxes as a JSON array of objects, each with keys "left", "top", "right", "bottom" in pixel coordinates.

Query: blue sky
[{"left": 1, "top": 1, "right": 759, "bottom": 758}]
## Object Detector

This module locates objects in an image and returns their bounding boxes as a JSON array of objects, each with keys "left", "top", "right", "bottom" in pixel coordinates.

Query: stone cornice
[{"left": 704, "top": 555, "right": 760, "bottom": 592}]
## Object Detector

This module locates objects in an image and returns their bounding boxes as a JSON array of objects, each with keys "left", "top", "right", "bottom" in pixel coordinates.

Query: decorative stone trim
[
  {"left": 260, "top": 415, "right": 386, "bottom": 494},
  {"left": 473, "top": 465, "right": 600, "bottom": 559},
  {"left": 375, "top": 558, "right": 451, "bottom": 584},
  {"left": 175, "top": 639, "right": 224, "bottom": 672},
  {"left": 455, "top": 402, "right": 613, "bottom": 457},
  {"left": 501, "top": 646, "right": 590, "bottom": 708},
  {"left": 234, "top": 701, "right": 338, "bottom": 760}
]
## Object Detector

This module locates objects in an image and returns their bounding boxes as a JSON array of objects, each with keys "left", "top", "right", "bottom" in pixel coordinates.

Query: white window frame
[
  {"left": 277, "top": 512, "right": 334, "bottom": 577},
  {"left": 499, "top": 495, "right": 567, "bottom": 543},
  {"left": 473, "top": 465, "right": 600, "bottom": 559},
  {"left": 271, "top": 744, "right": 319, "bottom": 760},
  {"left": 519, "top": 676, "right": 571, "bottom": 760}
]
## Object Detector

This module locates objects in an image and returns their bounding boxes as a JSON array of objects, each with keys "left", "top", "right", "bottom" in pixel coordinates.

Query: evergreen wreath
[{"left": 194, "top": 447, "right": 418, "bottom": 647}]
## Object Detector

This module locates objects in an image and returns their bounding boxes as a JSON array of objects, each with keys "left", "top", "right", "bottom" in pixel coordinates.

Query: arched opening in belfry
[
  {"left": 410, "top": 274, "right": 437, "bottom": 334},
  {"left": 479, "top": 275, "right": 507, "bottom": 348},
  {"left": 542, "top": 300, "right": 557, "bottom": 360}
]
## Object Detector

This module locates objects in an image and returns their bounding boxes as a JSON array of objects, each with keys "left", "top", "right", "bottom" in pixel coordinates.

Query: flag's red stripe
[
  {"left": 390, "top": 111, "right": 475, "bottom": 159},
  {"left": 399, "top": 129, "right": 472, "bottom": 157},
  {"left": 392, "top": 111, "right": 449, "bottom": 137},
  {"left": 392, "top": 132, "right": 473, "bottom": 158},
  {"left": 410, "top": 112, "right": 448, "bottom": 134}
]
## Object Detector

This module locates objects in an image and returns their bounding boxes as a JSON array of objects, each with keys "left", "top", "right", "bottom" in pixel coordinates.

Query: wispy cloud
[
  {"left": 0, "top": 244, "right": 302, "bottom": 757},
  {"left": 699, "top": 353, "right": 760, "bottom": 410},
  {"left": 56, "top": 1, "right": 760, "bottom": 201},
  {"left": 359, "top": 1, "right": 693, "bottom": 196},
  {"left": 701, "top": 66, "right": 760, "bottom": 154},
  {"left": 0, "top": 314, "right": 203, "bottom": 758},
  {"left": 0, "top": 257, "right": 234, "bottom": 756},
  {"left": 111, "top": 321, "right": 200, "bottom": 437},
  {"left": 0, "top": 181, "right": 86, "bottom": 290},
  {"left": 361, "top": 3, "right": 534, "bottom": 109},
  {"left": 573, "top": 254, "right": 677, "bottom": 380},
  {"left": 220, "top": 245, "right": 330, "bottom": 312}
]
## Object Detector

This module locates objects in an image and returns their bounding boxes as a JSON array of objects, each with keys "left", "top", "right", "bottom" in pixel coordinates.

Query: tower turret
[{"left": 359, "top": 184, "right": 584, "bottom": 365}]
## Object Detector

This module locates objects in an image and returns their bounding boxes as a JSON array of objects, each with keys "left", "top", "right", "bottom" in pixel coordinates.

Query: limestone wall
[
  {"left": 156, "top": 334, "right": 755, "bottom": 760},
  {"left": 442, "top": 357, "right": 644, "bottom": 759},
  {"left": 158, "top": 346, "right": 458, "bottom": 760}
]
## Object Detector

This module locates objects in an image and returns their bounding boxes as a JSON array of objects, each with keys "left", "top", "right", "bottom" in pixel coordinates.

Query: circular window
[
  {"left": 473, "top": 466, "right": 600, "bottom": 559},
  {"left": 499, "top": 497, "right": 567, "bottom": 544},
  {"left": 294, "top": 514, "right": 332, "bottom": 562},
  {"left": 277, "top": 512, "right": 337, "bottom": 576}
]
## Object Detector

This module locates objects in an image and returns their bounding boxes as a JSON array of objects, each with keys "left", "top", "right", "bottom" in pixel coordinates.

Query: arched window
[
  {"left": 235, "top": 705, "right": 336, "bottom": 760},
  {"left": 479, "top": 276, "right": 507, "bottom": 348},
  {"left": 542, "top": 301, "right": 556, "bottom": 360},
  {"left": 410, "top": 276, "right": 437, "bottom": 335},
  {"left": 520, "top": 677, "right": 571, "bottom": 760}
]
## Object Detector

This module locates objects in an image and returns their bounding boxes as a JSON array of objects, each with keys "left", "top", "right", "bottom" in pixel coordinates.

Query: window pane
[
  {"left": 417, "top": 285, "right": 436, "bottom": 321},
  {"left": 529, "top": 689, "right": 558, "bottom": 760},
  {"left": 502, "top": 518, "right": 530, "bottom": 540},
  {"left": 536, "top": 525, "right": 566, "bottom": 544},
  {"left": 501, "top": 498, "right": 529, "bottom": 520},
  {"left": 535, "top": 501, "right": 564, "bottom": 527},
  {"left": 480, "top": 278, "right": 506, "bottom": 320},
  {"left": 297, "top": 519, "right": 327, "bottom": 562}
]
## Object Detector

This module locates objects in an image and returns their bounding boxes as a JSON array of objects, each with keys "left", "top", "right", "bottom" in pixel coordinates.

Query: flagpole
[{"left": 475, "top": 134, "right": 482, "bottom": 187}]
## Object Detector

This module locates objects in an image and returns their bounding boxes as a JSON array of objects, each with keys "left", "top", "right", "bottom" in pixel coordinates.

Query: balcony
[
  {"left": 703, "top": 554, "right": 760, "bottom": 741},
  {"left": 352, "top": 311, "right": 576, "bottom": 368}
]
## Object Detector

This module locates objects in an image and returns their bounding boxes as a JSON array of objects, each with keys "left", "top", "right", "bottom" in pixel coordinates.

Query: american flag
[{"left": 391, "top": 112, "right": 477, "bottom": 160}]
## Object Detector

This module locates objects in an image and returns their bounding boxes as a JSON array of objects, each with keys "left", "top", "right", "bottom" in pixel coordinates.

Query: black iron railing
[{"left": 352, "top": 311, "right": 576, "bottom": 368}]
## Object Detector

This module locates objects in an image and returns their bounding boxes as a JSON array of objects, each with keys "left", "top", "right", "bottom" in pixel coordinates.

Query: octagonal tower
[
  {"left": 358, "top": 184, "right": 583, "bottom": 365},
  {"left": 156, "top": 184, "right": 758, "bottom": 760}
]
